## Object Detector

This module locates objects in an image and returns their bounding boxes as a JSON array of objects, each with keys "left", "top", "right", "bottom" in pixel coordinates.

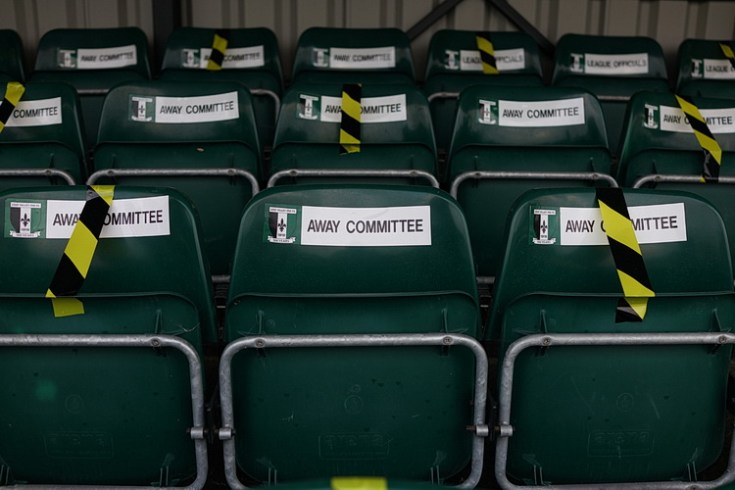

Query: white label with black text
[
  {"left": 459, "top": 48, "right": 526, "bottom": 71},
  {"left": 559, "top": 203, "right": 687, "bottom": 246},
  {"left": 5, "top": 97, "right": 62, "bottom": 127},
  {"left": 319, "top": 94, "right": 407, "bottom": 123},
  {"left": 300, "top": 205, "right": 431, "bottom": 247},
  {"left": 498, "top": 97, "right": 585, "bottom": 127},
  {"left": 702, "top": 58, "right": 735, "bottom": 79},
  {"left": 76, "top": 45, "right": 137, "bottom": 69},
  {"left": 154, "top": 92, "right": 239, "bottom": 123},
  {"left": 198, "top": 45, "right": 264, "bottom": 68},
  {"left": 658, "top": 105, "right": 735, "bottom": 134},
  {"left": 328, "top": 46, "right": 396, "bottom": 69},
  {"left": 583, "top": 52, "right": 649, "bottom": 75},
  {"left": 46, "top": 196, "right": 170, "bottom": 239}
]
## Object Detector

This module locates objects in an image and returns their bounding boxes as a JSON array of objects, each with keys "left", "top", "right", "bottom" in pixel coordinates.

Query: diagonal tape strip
[
  {"left": 0, "top": 82, "right": 25, "bottom": 133},
  {"left": 721, "top": 42, "right": 735, "bottom": 70},
  {"left": 596, "top": 187, "right": 655, "bottom": 322},
  {"left": 45, "top": 185, "right": 115, "bottom": 317},
  {"left": 207, "top": 29, "right": 229, "bottom": 71},
  {"left": 331, "top": 477, "right": 388, "bottom": 490},
  {"left": 476, "top": 32, "right": 498, "bottom": 75},
  {"left": 339, "top": 83, "right": 361, "bottom": 154},
  {"left": 675, "top": 94, "right": 722, "bottom": 182}
]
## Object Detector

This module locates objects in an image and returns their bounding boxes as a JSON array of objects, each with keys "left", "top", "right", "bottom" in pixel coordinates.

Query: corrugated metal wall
[{"left": 1, "top": 0, "right": 734, "bottom": 81}]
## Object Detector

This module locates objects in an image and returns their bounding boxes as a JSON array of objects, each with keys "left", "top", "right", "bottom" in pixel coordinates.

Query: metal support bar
[
  {"left": 449, "top": 171, "right": 618, "bottom": 199},
  {"left": 76, "top": 89, "right": 110, "bottom": 96},
  {"left": 87, "top": 167, "right": 260, "bottom": 195},
  {"left": 268, "top": 168, "right": 440, "bottom": 188},
  {"left": 219, "top": 333, "right": 489, "bottom": 490},
  {"left": 0, "top": 334, "right": 208, "bottom": 490},
  {"left": 428, "top": 92, "right": 461, "bottom": 103},
  {"left": 249, "top": 88, "right": 281, "bottom": 123},
  {"left": 0, "top": 169, "right": 75, "bottom": 185},
  {"left": 484, "top": 0, "right": 555, "bottom": 57},
  {"left": 406, "top": 0, "right": 467, "bottom": 40},
  {"left": 495, "top": 332, "right": 735, "bottom": 490},
  {"left": 634, "top": 174, "right": 735, "bottom": 188}
]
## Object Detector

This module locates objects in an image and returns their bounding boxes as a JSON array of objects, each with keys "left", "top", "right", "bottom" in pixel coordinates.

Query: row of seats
[
  {"left": 2, "top": 26, "right": 734, "bottom": 153},
  {"left": 3, "top": 81, "right": 735, "bottom": 290},
  {"left": 0, "top": 183, "right": 732, "bottom": 489}
]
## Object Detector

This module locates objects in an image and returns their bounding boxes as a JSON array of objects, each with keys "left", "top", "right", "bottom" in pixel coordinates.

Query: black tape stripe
[
  {"left": 703, "top": 153, "right": 721, "bottom": 181},
  {"left": 616, "top": 299, "right": 644, "bottom": 323},
  {"left": 480, "top": 50, "right": 497, "bottom": 68},
  {"left": 342, "top": 83, "right": 361, "bottom": 102},
  {"left": 607, "top": 237, "right": 653, "bottom": 291},
  {"left": 596, "top": 187, "right": 630, "bottom": 219},
  {"left": 209, "top": 47, "right": 224, "bottom": 66},
  {"left": 0, "top": 97, "right": 15, "bottom": 125},
  {"left": 48, "top": 254, "right": 86, "bottom": 296},
  {"left": 685, "top": 113, "right": 716, "bottom": 140},
  {"left": 340, "top": 112, "right": 361, "bottom": 138},
  {"left": 80, "top": 188, "right": 110, "bottom": 238}
]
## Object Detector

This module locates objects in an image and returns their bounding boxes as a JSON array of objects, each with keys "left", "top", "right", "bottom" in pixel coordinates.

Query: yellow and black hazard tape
[
  {"left": 721, "top": 42, "right": 735, "bottom": 70},
  {"left": 0, "top": 81, "right": 24, "bottom": 133},
  {"left": 206, "top": 29, "right": 230, "bottom": 71},
  {"left": 596, "top": 187, "right": 655, "bottom": 323},
  {"left": 476, "top": 32, "right": 498, "bottom": 75},
  {"left": 46, "top": 185, "right": 114, "bottom": 317},
  {"left": 675, "top": 94, "right": 722, "bottom": 182},
  {"left": 339, "top": 83, "right": 361, "bottom": 154}
]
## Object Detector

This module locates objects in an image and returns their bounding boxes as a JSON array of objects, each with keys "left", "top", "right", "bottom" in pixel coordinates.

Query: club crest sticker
[
  {"left": 265, "top": 206, "right": 299, "bottom": 244},
  {"left": 6, "top": 201, "right": 44, "bottom": 238},
  {"left": 531, "top": 208, "right": 558, "bottom": 245}
]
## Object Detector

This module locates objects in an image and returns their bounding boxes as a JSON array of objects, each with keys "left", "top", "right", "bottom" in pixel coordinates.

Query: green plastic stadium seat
[
  {"left": 677, "top": 39, "right": 735, "bottom": 100},
  {"left": 220, "top": 184, "right": 487, "bottom": 487},
  {"left": 0, "top": 30, "right": 25, "bottom": 81},
  {"left": 160, "top": 27, "right": 283, "bottom": 151},
  {"left": 553, "top": 34, "right": 670, "bottom": 154},
  {"left": 291, "top": 28, "right": 415, "bottom": 87},
  {"left": 0, "top": 186, "right": 215, "bottom": 486},
  {"left": 270, "top": 83, "right": 437, "bottom": 186},
  {"left": 490, "top": 188, "right": 735, "bottom": 487},
  {"left": 423, "top": 30, "right": 543, "bottom": 154},
  {"left": 91, "top": 81, "right": 261, "bottom": 281},
  {"left": 618, "top": 91, "right": 735, "bottom": 279},
  {"left": 30, "top": 28, "right": 151, "bottom": 149},
  {"left": 0, "top": 82, "right": 85, "bottom": 189},
  {"left": 448, "top": 85, "right": 614, "bottom": 287}
]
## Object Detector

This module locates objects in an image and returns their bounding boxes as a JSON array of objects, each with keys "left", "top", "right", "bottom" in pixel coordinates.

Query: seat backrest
[
  {"left": 489, "top": 187, "right": 734, "bottom": 484},
  {"left": 0, "top": 185, "right": 215, "bottom": 485},
  {"left": 33, "top": 27, "right": 150, "bottom": 79},
  {"left": 423, "top": 30, "right": 545, "bottom": 155},
  {"left": 553, "top": 34, "right": 668, "bottom": 84},
  {"left": 677, "top": 39, "right": 735, "bottom": 97},
  {"left": 425, "top": 30, "right": 543, "bottom": 82},
  {"left": 618, "top": 91, "right": 735, "bottom": 281},
  {"left": 0, "top": 81, "right": 86, "bottom": 185},
  {"left": 0, "top": 29, "right": 25, "bottom": 81},
  {"left": 161, "top": 26, "right": 282, "bottom": 87},
  {"left": 618, "top": 91, "right": 735, "bottom": 185},
  {"left": 93, "top": 81, "right": 261, "bottom": 278},
  {"left": 159, "top": 27, "right": 283, "bottom": 153},
  {"left": 291, "top": 27, "right": 415, "bottom": 85},
  {"left": 271, "top": 83, "right": 436, "bottom": 182},
  {"left": 552, "top": 34, "right": 670, "bottom": 154},
  {"left": 224, "top": 184, "right": 479, "bottom": 483},
  {"left": 448, "top": 85, "right": 612, "bottom": 280}
]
